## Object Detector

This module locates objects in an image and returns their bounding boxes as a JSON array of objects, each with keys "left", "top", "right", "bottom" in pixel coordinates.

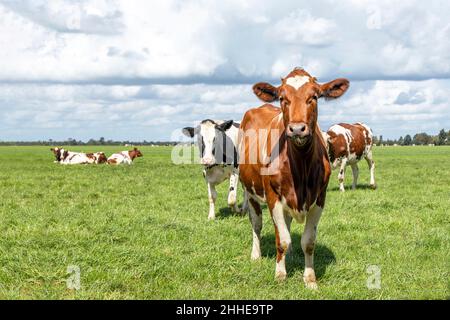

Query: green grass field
[{"left": 0, "top": 145, "right": 449, "bottom": 299}]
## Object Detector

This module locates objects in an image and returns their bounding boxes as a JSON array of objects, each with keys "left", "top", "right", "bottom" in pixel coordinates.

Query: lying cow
[
  {"left": 323, "top": 123, "right": 376, "bottom": 192},
  {"left": 51, "top": 147, "right": 107, "bottom": 165},
  {"left": 183, "top": 119, "right": 243, "bottom": 220},
  {"left": 107, "top": 147, "right": 143, "bottom": 165},
  {"left": 239, "top": 67, "right": 349, "bottom": 288}
]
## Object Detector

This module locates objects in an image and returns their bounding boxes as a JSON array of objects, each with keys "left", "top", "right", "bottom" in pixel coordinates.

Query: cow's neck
[
  {"left": 286, "top": 135, "right": 317, "bottom": 168},
  {"left": 285, "top": 132, "right": 320, "bottom": 209}
]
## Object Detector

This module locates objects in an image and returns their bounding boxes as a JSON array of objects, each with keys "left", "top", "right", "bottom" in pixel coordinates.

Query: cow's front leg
[
  {"left": 271, "top": 200, "right": 291, "bottom": 281},
  {"left": 207, "top": 182, "right": 218, "bottom": 220},
  {"left": 338, "top": 158, "right": 348, "bottom": 192},
  {"left": 301, "top": 205, "right": 323, "bottom": 290},
  {"left": 227, "top": 169, "right": 240, "bottom": 213}
]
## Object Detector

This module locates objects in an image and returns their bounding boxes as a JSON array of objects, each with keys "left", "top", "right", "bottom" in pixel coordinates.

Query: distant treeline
[
  {"left": 373, "top": 129, "right": 450, "bottom": 146},
  {"left": 0, "top": 137, "right": 178, "bottom": 146},
  {"left": 1, "top": 129, "right": 449, "bottom": 146}
]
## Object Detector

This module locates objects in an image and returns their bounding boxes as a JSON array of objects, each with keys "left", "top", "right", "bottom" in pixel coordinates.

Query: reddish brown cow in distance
[
  {"left": 324, "top": 123, "right": 376, "bottom": 192},
  {"left": 238, "top": 68, "right": 349, "bottom": 289}
]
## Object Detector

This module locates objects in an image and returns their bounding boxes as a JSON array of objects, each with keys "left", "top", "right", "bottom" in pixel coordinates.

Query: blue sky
[{"left": 0, "top": 0, "right": 449, "bottom": 141}]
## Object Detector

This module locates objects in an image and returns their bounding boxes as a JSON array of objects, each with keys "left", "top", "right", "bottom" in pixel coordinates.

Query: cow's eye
[{"left": 308, "top": 96, "right": 317, "bottom": 105}]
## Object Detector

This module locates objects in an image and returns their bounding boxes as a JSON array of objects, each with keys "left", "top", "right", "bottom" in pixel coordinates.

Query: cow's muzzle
[
  {"left": 201, "top": 157, "right": 215, "bottom": 166},
  {"left": 287, "top": 122, "right": 311, "bottom": 147}
]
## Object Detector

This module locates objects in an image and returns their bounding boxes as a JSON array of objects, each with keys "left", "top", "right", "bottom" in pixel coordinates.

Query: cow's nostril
[
  {"left": 288, "top": 125, "right": 294, "bottom": 133},
  {"left": 300, "top": 125, "right": 306, "bottom": 132}
]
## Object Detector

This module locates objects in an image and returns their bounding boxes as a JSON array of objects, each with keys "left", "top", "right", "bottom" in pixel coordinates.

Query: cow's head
[
  {"left": 182, "top": 119, "right": 235, "bottom": 166},
  {"left": 253, "top": 67, "right": 349, "bottom": 148},
  {"left": 50, "top": 147, "right": 68, "bottom": 162},
  {"left": 129, "top": 147, "right": 143, "bottom": 160}
]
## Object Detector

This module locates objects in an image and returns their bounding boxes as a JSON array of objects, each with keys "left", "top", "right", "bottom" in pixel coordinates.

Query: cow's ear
[
  {"left": 182, "top": 127, "right": 195, "bottom": 138},
  {"left": 217, "top": 120, "right": 234, "bottom": 132},
  {"left": 253, "top": 82, "right": 279, "bottom": 102},
  {"left": 320, "top": 78, "right": 349, "bottom": 99}
]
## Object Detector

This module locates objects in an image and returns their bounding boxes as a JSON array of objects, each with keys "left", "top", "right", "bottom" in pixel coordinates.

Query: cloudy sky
[{"left": 0, "top": 0, "right": 449, "bottom": 141}]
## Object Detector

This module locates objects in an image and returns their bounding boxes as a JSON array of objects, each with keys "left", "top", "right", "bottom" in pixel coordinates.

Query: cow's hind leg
[
  {"left": 271, "top": 200, "right": 291, "bottom": 281},
  {"left": 227, "top": 169, "right": 240, "bottom": 213},
  {"left": 365, "top": 151, "right": 376, "bottom": 189},
  {"left": 338, "top": 158, "right": 348, "bottom": 192},
  {"left": 351, "top": 163, "right": 359, "bottom": 190},
  {"left": 302, "top": 205, "right": 323, "bottom": 290},
  {"left": 248, "top": 198, "right": 262, "bottom": 260},
  {"left": 207, "top": 182, "right": 218, "bottom": 220}
]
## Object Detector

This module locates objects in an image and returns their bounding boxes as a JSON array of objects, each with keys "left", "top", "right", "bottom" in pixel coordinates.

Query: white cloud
[
  {"left": 1, "top": 0, "right": 450, "bottom": 83},
  {"left": 319, "top": 79, "right": 450, "bottom": 138},
  {"left": 269, "top": 9, "right": 337, "bottom": 46},
  {"left": 0, "top": 0, "right": 449, "bottom": 141},
  {"left": 1, "top": 79, "right": 449, "bottom": 141}
]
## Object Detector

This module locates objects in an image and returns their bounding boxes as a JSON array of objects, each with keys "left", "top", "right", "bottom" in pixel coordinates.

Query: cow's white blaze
[
  {"left": 285, "top": 75, "right": 311, "bottom": 90},
  {"left": 199, "top": 122, "right": 217, "bottom": 164}
]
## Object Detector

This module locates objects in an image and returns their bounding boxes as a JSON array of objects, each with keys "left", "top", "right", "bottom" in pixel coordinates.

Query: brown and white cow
[
  {"left": 51, "top": 147, "right": 107, "bottom": 165},
  {"left": 238, "top": 67, "right": 349, "bottom": 289},
  {"left": 107, "top": 147, "right": 143, "bottom": 165},
  {"left": 323, "top": 123, "right": 376, "bottom": 192}
]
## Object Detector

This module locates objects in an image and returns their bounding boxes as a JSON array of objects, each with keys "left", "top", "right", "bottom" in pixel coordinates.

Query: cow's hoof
[
  {"left": 304, "top": 281, "right": 318, "bottom": 290},
  {"left": 303, "top": 268, "right": 317, "bottom": 289},
  {"left": 227, "top": 195, "right": 237, "bottom": 207},
  {"left": 251, "top": 252, "right": 261, "bottom": 260},
  {"left": 208, "top": 215, "right": 215, "bottom": 221},
  {"left": 275, "top": 272, "right": 287, "bottom": 281},
  {"left": 370, "top": 184, "right": 377, "bottom": 190}
]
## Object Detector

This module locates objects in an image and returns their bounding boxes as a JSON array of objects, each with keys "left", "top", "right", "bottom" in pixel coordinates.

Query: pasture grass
[{"left": 0, "top": 145, "right": 449, "bottom": 299}]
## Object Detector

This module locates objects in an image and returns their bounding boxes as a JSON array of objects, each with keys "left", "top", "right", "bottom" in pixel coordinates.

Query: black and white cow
[{"left": 183, "top": 119, "right": 245, "bottom": 220}]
